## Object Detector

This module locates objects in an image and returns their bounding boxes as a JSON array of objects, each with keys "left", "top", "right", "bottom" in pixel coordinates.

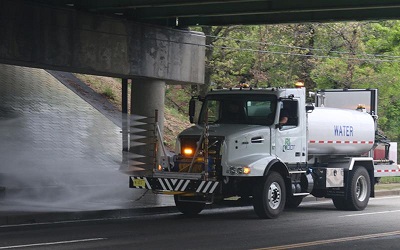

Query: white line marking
[
  {"left": 170, "top": 179, "right": 177, "bottom": 186},
  {"left": 202, "top": 181, "right": 212, "bottom": 193},
  {"left": 181, "top": 180, "right": 190, "bottom": 191},
  {"left": 164, "top": 179, "right": 173, "bottom": 191},
  {"left": 339, "top": 209, "right": 400, "bottom": 217},
  {"left": 209, "top": 182, "right": 219, "bottom": 193},
  {"left": 0, "top": 238, "right": 106, "bottom": 249},
  {"left": 256, "top": 231, "right": 400, "bottom": 250},
  {"left": 196, "top": 181, "right": 206, "bottom": 193},
  {"left": 158, "top": 178, "right": 166, "bottom": 190},
  {"left": 175, "top": 179, "right": 184, "bottom": 191}
]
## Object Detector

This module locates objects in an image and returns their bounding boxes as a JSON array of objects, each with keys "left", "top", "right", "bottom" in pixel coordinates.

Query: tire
[
  {"left": 346, "top": 167, "right": 371, "bottom": 211},
  {"left": 332, "top": 197, "right": 348, "bottom": 210},
  {"left": 285, "top": 196, "right": 304, "bottom": 209},
  {"left": 253, "top": 171, "right": 286, "bottom": 219},
  {"left": 174, "top": 195, "right": 206, "bottom": 216},
  {"left": 332, "top": 167, "right": 370, "bottom": 211}
]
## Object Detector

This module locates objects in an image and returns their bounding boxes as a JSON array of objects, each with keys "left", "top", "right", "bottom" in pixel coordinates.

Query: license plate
[{"left": 133, "top": 178, "right": 146, "bottom": 188}]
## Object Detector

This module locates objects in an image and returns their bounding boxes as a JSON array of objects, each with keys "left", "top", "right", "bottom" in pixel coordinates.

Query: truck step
[{"left": 293, "top": 192, "right": 310, "bottom": 196}]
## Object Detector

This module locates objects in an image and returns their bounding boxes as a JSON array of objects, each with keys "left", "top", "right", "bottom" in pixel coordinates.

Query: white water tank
[{"left": 308, "top": 107, "right": 375, "bottom": 155}]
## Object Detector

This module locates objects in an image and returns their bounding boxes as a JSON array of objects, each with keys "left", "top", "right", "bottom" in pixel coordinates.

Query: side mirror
[
  {"left": 306, "top": 104, "right": 315, "bottom": 113},
  {"left": 189, "top": 98, "right": 196, "bottom": 123}
]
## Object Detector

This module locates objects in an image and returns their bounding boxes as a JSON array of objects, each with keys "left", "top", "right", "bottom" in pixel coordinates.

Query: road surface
[{"left": 1, "top": 196, "right": 400, "bottom": 249}]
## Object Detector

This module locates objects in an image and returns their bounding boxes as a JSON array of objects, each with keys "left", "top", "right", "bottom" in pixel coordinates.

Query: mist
[{"left": 0, "top": 64, "right": 172, "bottom": 212}]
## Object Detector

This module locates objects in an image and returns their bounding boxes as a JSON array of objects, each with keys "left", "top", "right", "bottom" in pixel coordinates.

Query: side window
[
  {"left": 199, "top": 100, "right": 220, "bottom": 124},
  {"left": 207, "top": 100, "right": 220, "bottom": 123},
  {"left": 280, "top": 100, "right": 298, "bottom": 128}
]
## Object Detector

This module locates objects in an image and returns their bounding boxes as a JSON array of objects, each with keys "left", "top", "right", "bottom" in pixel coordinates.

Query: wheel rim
[
  {"left": 356, "top": 175, "right": 368, "bottom": 202},
  {"left": 268, "top": 181, "right": 281, "bottom": 209}
]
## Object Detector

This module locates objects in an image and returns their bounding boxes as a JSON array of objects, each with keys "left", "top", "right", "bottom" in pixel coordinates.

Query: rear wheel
[
  {"left": 332, "top": 167, "right": 370, "bottom": 211},
  {"left": 174, "top": 195, "right": 206, "bottom": 216},
  {"left": 347, "top": 167, "right": 370, "bottom": 211},
  {"left": 253, "top": 171, "right": 286, "bottom": 219},
  {"left": 332, "top": 197, "right": 348, "bottom": 210}
]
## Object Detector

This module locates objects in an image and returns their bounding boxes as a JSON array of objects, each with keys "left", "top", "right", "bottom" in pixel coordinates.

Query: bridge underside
[
  {"left": 0, "top": 0, "right": 205, "bottom": 85},
  {"left": 23, "top": 0, "right": 400, "bottom": 27}
]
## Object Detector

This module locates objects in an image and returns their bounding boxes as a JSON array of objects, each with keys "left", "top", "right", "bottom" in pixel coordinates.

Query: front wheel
[
  {"left": 253, "top": 171, "right": 286, "bottom": 219},
  {"left": 174, "top": 195, "right": 206, "bottom": 216}
]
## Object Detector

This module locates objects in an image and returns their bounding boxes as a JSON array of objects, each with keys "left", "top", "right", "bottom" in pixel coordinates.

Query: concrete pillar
[
  {"left": 129, "top": 79, "right": 166, "bottom": 171},
  {"left": 122, "top": 79, "right": 129, "bottom": 114},
  {"left": 122, "top": 78, "right": 129, "bottom": 153}
]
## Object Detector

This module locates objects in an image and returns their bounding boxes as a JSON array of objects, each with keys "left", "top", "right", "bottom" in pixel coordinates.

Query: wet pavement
[{"left": 0, "top": 64, "right": 173, "bottom": 222}]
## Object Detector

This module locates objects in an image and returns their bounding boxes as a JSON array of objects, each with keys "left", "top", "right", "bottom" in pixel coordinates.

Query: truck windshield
[{"left": 199, "top": 94, "right": 277, "bottom": 126}]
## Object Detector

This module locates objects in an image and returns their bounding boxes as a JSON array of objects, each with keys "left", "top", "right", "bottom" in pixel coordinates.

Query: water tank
[{"left": 308, "top": 107, "right": 375, "bottom": 155}]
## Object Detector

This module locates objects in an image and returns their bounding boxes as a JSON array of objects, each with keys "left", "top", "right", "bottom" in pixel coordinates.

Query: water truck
[{"left": 129, "top": 85, "right": 398, "bottom": 218}]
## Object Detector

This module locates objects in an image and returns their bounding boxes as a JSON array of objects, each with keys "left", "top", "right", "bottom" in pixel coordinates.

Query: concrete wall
[{"left": 0, "top": 0, "right": 205, "bottom": 85}]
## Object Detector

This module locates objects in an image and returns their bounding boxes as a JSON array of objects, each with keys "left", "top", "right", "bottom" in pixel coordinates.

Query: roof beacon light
[{"left": 295, "top": 81, "right": 304, "bottom": 88}]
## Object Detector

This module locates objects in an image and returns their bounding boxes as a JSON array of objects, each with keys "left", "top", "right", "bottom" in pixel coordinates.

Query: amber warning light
[
  {"left": 295, "top": 81, "right": 304, "bottom": 88},
  {"left": 183, "top": 148, "right": 194, "bottom": 156}
]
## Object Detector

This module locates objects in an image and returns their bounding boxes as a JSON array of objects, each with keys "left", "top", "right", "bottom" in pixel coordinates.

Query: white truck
[{"left": 129, "top": 85, "right": 399, "bottom": 218}]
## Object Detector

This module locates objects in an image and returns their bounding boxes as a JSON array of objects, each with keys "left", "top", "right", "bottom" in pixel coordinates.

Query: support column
[
  {"left": 122, "top": 79, "right": 128, "bottom": 114},
  {"left": 130, "top": 79, "right": 166, "bottom": 171},
  {"left": 122, "top": 78, "right": 129, "bottom": 152}
]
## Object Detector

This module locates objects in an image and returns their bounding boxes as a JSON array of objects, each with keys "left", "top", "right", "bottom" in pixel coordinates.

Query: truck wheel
[
  {"left": 332, "top": 197, "right": 348, "bottom": 210},
  {"left": 332, "top": 167, "right": 370, "bottom": 211},
  {"left": 174, "top": 195, "right": 205, "bottom": 216},
  {"left": 253, "top": 171, "right": 286, "bottom": 219},
  {"left": 285, "top": 196, "right": 304, "bottom": 209},
  {"left": 346, "top": 167, "right": 371, "bottom": 211}
]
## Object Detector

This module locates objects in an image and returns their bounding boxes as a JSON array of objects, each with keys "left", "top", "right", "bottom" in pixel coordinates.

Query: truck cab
[
  {"left": 170, "top": 86, "right": 310, "bottom": 218},
  {"left": 181, "top": 87, "right": 307, "bottom": 176}
]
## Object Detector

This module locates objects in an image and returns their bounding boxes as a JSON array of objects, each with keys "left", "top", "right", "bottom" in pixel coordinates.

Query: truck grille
[{"left": 175, "top": 136, "right": 224, "bottom": 175}]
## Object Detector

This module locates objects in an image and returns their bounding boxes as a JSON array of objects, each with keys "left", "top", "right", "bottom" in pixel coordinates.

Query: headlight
[
  {"left": 227, "top": 166, "right": 251, "bottom": 175},
  {"left": 243, "top": 167, "right": 251, "bottom": 174}
]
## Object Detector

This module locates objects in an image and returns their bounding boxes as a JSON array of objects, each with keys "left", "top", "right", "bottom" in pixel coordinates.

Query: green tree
[{"left": 190, "top": 21, "right": 400, "bottom": 160}]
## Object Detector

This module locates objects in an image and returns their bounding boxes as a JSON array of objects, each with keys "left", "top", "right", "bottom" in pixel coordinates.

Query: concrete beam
[{"left": 0, "top": 0, "right": 205, "bottom": 85}]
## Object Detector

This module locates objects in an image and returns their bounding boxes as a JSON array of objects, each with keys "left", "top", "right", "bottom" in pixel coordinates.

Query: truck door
[{"left": 274, "top": 99, "right": 306, "bottom": 164}]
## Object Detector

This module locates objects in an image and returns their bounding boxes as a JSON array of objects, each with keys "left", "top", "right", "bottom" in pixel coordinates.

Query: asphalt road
[{"left": 1, "top": 196, "right": 400, "bottom": 250}]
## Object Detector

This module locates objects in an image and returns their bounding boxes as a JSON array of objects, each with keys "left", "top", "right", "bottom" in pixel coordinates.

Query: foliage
[
  {"left": 378, "top": 177, "right": 400, "bottom": 184},
  {"left": 102, "top": 87, "right": 116, "bottom": 100},
  {"left": 190, "top": 21, "right": 400, "bottom": 161},
  {"left": 165, "top": 85, "right": 192, "bottom": 115},
  {"left": 75, "top": 73, "right": 122, "bottom": 108}
]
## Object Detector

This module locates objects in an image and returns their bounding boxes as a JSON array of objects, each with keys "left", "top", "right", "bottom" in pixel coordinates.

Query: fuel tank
[{"left": 308, "top": 107, "right": 375, "bottom": 155}]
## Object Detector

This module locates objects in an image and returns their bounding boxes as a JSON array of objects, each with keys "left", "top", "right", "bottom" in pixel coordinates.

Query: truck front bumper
[{"left": 129, "top": 176, "right": 219, "bottom": 194}]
